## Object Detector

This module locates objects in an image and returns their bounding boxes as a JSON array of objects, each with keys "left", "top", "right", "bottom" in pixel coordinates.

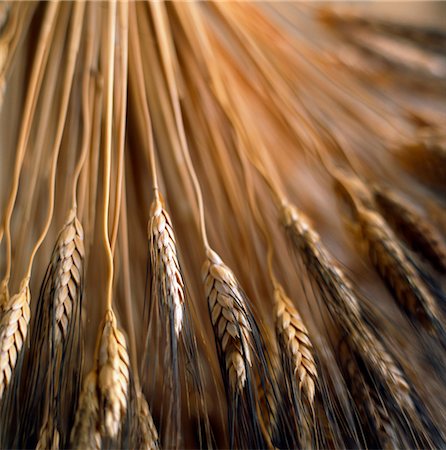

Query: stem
[
  {"left": 1, "top": 2, "right": 59, "bottom": 280},
  {"left": 25, "top": 2, "right": 85, "bottom": 279},
  {"left": 150, "top": 2, "right": 210, "bottom": 250},
  {"left": 102, "top": 0, "right": 117, "bottom": 311}
]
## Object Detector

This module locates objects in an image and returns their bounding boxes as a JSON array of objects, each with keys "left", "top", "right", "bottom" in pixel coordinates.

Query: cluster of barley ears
[{"left": 0, "top": 1, "right": 445, "bottom": 449}]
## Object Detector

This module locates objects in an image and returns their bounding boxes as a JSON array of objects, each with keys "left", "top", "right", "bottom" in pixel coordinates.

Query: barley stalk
[
  {"left": 148, "top": 197, "right": 184, "bottom": 336},
  {"left": 202, "top": 248, "right": 252, "bottom": 392},
  {"left": 71, "top": 371, "right": 101, "bottom": 450},
  {"left": 97, "top": 309, "right": 130, "bottom": 438},
  {"left": 0, "top": 277, "right": 30, "bottom": 400},
  {"left": 274, "top": 284, "right": 317, "bottom": 406}
]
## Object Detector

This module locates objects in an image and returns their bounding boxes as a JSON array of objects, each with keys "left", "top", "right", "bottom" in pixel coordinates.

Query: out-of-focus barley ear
[
  {"left": 202, "top": 247, "right": 268, "bottom": 448},
  {"left": 274, "top": 283, "right": 317, "bottom": 407},
  {"left": 334, "top": 174, "right": 446, "bottom": 345},
  {"left": 373, "top": 186, "right": 446, "bottom": 273},
  {"left": 0, "top": 277, "right": 30, "bottom": 401},
  {"left": 0, "top": 279, "right": 8, "bottom": 314},
  {"left": 71, "top": 371, "right": 101, "bottom": 450},
  {"left": 36, "top": 417, "right": 59, "bottom": 450},
  {"left": 135, "top": 391, "right": 159, "bottom": 450},
  {"left": 148, "top": 196, "right": 184, "bottom": 337},
  {"left": 339, "top": 338, "right": 401, "bottom": 450},
  {"left": 97, "top": 309, "right": 130, "bottom": 439}
]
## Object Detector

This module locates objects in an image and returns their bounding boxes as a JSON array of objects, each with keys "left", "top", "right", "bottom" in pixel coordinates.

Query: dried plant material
[
  {"left": 0, "top": 278, "right": 30, "bottom": 400},
  {"left": 0, "top": 279, "right": 8, "bottom": 313},
  {"left": 135, "top": 391, "right": 159, "bottom": 450},
  {"left": 52, "top": 208, "right": 84, "bottom": 344},
  {"left": 71, "top": 371, "right": 101, "bottom": 450},
  {"left": 148, "top": 197, "right": 184, "bottom": 337},
  {"left": 339, "top": 339, "right": 400, "bottom": 450},
  {"left": 203, "top": 249, "right": 252, "bottom": 392},
  {"left": 36, "top": 418, "right": 60, "bottom": 450},
  {"left": 97, "top": 309, "right": 130, "bottom": 438},
  {"left": 373, "top": 186, "right": 446, "bottom": 273},
  {"left": 274, "top": 284, "right": 317, "bottom": 406}
]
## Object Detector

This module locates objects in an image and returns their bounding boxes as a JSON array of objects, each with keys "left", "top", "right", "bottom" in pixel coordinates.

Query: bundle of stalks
[{"left": 0, "top": 2, "right": 445, "bottom": 449}]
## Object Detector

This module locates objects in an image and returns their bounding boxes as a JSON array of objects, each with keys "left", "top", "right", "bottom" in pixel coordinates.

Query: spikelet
[
  {"left": 339, "top": 339, "right": 400, "bottom": 450},
  {"left": 373, "top": 186, "right": 446, "bottom": 273},
  {"left": 97, "top": 309, "right": 130, "bottom": 438},
  {"left": 52, "top": 208, "right": 84, "bottom": 344},
  {"left": 71, "top": 371, "right": 101, "bottom": 450},
  {"left": 36, "top": 417, "right": 60, "bottom": 450},
  {"left": 274, "top": 284, "right": 317, "bottom": 406},
  {"left": 202, "top": 248, "right": 252, "bottom": 392},
  {"left": 0, "top": 278, "right": 30, "bottom": 400},
  {"left": 135, "top": 391, "right": 159, "bottom": 450}
]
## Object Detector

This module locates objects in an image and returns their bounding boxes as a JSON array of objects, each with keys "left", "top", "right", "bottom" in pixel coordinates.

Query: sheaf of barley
[
  {"left": 52, "top": 208, "right": 84, "bottom": 345},
  {"left": 135, "top": 391, "right": 159, "bottom": 450},
  {"left": 274, "top": 283, "right": 317, "bottom": 406},
  {"left": 36, "top": 418, "right": 60, "bottom": 450},
  {"left": 373, "top": 186, "right": 446, "bottom": 273},
  {"left": 0, "top": 278, "right": 30, "bottom": 400},
  {"left": 71, "top": 371, "right": 101, "bottom": 450},
  {"left": 202, "top": 248, "right": 252, "bottom": 392},
  {"left": 97, "top": 309, "right": 130, "bottom": 438},
  {"left": 148, "top": 197, "right": 184, "bottom": 336}
]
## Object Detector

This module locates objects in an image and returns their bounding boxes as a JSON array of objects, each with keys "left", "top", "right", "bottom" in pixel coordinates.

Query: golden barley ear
[
  {"left": 133, "top": 390, "right": 159, "bottom": 450},
  {"left": 70, "top": 371, "right": 101, "bottom": 450},
  {"left": 202, "top": 248, "right": 278, "bottom": 449},
  {"left": 97, "top": 309, "right": 130, "bottom": 439},
  {"left": 273, "top": 283, "right": 318, "bottom": 447},
  {"left": 17, "top": 209, "right": 85, "bottom": 448},
  {"left": 0, "top": 278, "right": 30, "bottom": 401}
]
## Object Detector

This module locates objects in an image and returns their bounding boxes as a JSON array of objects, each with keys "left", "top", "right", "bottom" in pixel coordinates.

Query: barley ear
[
  {"left": 71, "top": 371, "right": 101, "bottom": 450},
  {"left": 0, "top": 277, "right": 30, "bottom": 400},
  {"left": 148, "top": 197, "right": 184, "bottom": 337},
  {"left": 135, "top": 391, "right": 159, "bottom": 450},
  {"left": 97, "top": 309, "right": 130, "bottom": 438},
  {"left": 274, "top": 284, "right": 317, "bottom": 406},
  {"left": 36, "top": 418, "right": 60, "bottom": 450}
]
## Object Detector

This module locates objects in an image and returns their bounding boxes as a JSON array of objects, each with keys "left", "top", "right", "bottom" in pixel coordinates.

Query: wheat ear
[
  {"left": 36, "top": 417, "right": 60, "bottom": 450},
  {"left": 97, "top": 309, "right": 130, "bottom": 438},
  {"left": 373, "top": 186, "right": 446, "bottom": 273},
  {"left": 203, "top": 248, "right": 252, "bottom": 392},
  {"left": 52, "top": 208, "right": 84, "bottom": 344},
  {"left": 70, "top": 371, "right": 101, "bottom": 450},
  {"left": 148, "top": 196, "right": 184, "bottom": 337},
  {"left": 0, "top": 277, "right": 30, "bottom": 400},
  {"left": 135, "top": 391, "right": 159, "bottom": 450},
  {"left": 274, "top": 283, "right": 317, "bottom": 406}
]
